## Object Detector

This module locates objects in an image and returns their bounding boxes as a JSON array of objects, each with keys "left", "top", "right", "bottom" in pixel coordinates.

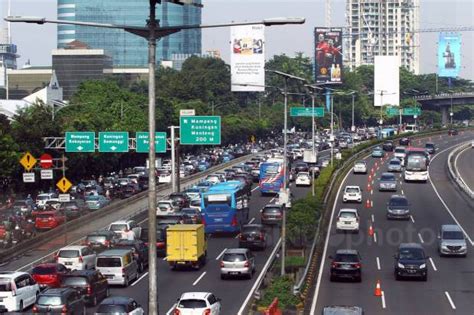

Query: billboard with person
[
  {"left": 314, "top": 27, "right": 343, "bottom": 83},
  {"left": 438, "top": 33, "right": 461, "bottom": 78},
  {"left": 230, "top": 25, "right": 265, "bottom": 92}
]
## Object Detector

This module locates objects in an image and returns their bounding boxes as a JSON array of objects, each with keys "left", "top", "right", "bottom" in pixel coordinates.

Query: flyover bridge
[{"left": 414, "top": 92, "right": 474, "bottom": 124}]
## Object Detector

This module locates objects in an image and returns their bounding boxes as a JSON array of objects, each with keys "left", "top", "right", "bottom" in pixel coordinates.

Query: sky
[{"left": 1, "top": 0, "right": 473, "bottom": 80}]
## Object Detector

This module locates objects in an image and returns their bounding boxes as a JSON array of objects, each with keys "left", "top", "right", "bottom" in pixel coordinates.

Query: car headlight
[
  {"left": 397, "top": 263, "right": 405, "bottom": 268},
  {"left": 419, "top": 263, "right": 426, "bottom": 269}
]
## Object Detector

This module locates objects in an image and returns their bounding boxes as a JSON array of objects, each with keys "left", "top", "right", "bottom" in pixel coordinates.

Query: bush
[{"left": 258, "top": 276, "right": 301, "bottom": 309}]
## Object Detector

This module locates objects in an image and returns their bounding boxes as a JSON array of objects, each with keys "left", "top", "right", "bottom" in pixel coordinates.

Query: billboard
[
  {"left": 438, "top": 33, "right": 461, "bottom": 78},
  {"left": 230, "top": 25, "right": 265, "bottom": 92},
  {"left": 374, "top": 56, "right": 400, "bottom": 107},
  {"left": 314, "top": 27, "right": 343, "bottom": 83}
]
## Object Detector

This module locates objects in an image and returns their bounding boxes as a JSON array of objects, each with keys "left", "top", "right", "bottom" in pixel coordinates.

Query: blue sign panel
[{"left": 438, "top": 33, "right": 461, "bottom": 78}]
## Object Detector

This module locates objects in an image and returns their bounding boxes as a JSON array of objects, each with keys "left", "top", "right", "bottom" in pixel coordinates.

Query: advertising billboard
[
  {"left": 314, "top": 27, "right": 343, "bottom": 83},
  {"left": 438, "top": 33, "right": 461, "bottom": 78},
  {"left": 374, "top": 56, "right": 400, "bottom": 107},
  {"left": 230, "top": 25, "right": 265, "bottom": 92}
]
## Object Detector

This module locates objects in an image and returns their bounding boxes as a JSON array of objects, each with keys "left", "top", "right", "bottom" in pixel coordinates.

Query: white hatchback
[
  {"left": 175, "top": 292, "right": 222, "bottom": 315},
  {"left": 343, "top": 186, "right": 362, "bottom": 203},
  {"left": 336, "top": 209, "right": 360, "bottom": 233},
  {"left": 353, "top": 161, "right": 367, "bottom": 174},
  {"left": 0, "top": 271, "right": 40, "bottom": 312},
  {"left": 56, "top": 246, "right": 97, "bottom": 270},
  {"left": 295, "top": 172, "right": 311, "bottom": 186}
]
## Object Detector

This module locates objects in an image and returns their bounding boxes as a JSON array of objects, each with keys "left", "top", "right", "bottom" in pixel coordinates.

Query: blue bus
[
  {"left": 259, "top": 159, "right": 285, "bottom": 195},
  {"left": 201, "top": 181, "right": 250, "bottom": 233}
]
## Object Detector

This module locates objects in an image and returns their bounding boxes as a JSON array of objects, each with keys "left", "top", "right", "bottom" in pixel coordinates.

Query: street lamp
[{"left": 6, "top": 9, "right": 305, "bottom": 315}]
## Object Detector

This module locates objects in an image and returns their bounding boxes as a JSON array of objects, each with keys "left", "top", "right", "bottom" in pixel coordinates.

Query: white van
[
  {"left": 405, "top": 124, "right": 419, "bottom": 133},
  {"left": 56, "top": 246, "right": 97, "bottom": 270},
  {"left": 0, "top": 271, "right": 40, "bottom": 312},
  {"left": 96, "top": 249, "right": 139, "bottom": 287}
]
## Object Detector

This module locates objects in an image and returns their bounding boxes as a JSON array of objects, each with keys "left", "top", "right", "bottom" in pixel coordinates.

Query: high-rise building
[
  {"left": 345, "top": 0, "right": 419, "bottom": 74},
  {"left": 57, "top": 0, "right": 202, "bottom": 67}
]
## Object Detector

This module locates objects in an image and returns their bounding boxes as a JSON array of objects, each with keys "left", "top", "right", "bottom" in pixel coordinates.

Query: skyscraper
[
  {"left": 345, "top": 0, "right": 419, "bottom": 74},
  {"left": 57, "top": 0, "right": 202, "bottom": 67}
]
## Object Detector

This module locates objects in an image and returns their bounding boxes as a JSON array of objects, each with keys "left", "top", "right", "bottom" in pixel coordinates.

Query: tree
[{"left": 0, "top": 88, "right": 5, "bottom": 99}]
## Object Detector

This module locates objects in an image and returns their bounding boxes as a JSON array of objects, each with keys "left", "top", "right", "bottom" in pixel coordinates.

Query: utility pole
[
  {"left": 281, "top": 77, "right": 288, "bottom": 276},
  {"left": 330, "top": 93, "right": 334, "bottom": 166},
  {"left": 351, "top": 93, "right": 355, "bottom": 132},
  {"left": 170, "top": 126, "right": 177, "bottom": 193}
]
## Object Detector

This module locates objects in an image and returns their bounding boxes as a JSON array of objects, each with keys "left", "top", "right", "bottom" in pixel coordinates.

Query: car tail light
[
  {"left": 157, "top": 242, "right": 165, "bottom": 248},
  {"left": 87, "top": 285, "right": 92, "bottom": 295},
  {"left": 354, "top": 263, "right": 361, "bottom": 269},
  {"left": 201, "top": 217, "right": 206, "bottom": 226},
  {"left": 231, "top": 215, "right": 238, "bottom": 227},
  {"left": 203, "top": 309, "right": 211, "bottom": 315},
  {"left": 244, "top": 261, "right": 250, "bottom": 268},
  {"left": 331, "top": 262, "right": 339, "bottom": 268},
  {"left": 104, "top": 240, "right": 111, "bottom": 247},
  {"left": 32, "top": 305, "right": 39, "bottom": 313},
  {"left": 260, "top": 233, "right": 265, "bottom": 240},
  {"left": 79, "top": 256, "right": 83, "bottom": 263},
  {"left": 220, "top": 261, "right": 224, "bottom": 268},
  {"left": 174, "top": 309, "right": 181, "bottom": 315},
  {"left": 239, "top": 234, "right": 244, "bottom": 240},
  {"left": 61, "top": 305, "right": 68, "bottom": 315}
]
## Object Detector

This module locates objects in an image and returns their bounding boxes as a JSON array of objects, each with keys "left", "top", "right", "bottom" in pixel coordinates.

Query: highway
[
  {"left": 310, "top": 130, "right": 474, "bottom": 314},
  {"left": 455, "top": 144, "right": 474, "bottom": 192}
]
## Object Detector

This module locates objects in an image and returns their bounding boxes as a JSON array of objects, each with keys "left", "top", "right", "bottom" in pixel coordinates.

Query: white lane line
[
  {"left": 371, "top": 190, "right": 374, "bottom": 195},
  {"left": 418, "top": 233, "right": 424, "bottom": 243},
  {"left": 131, "top": 272, "right": 148, "bottom": 287},
  {"left": 248, "top": 217, "right": 255, "bottom": 224},
  {"left": 410, "top": 215, "right": 415, "bottom": 223},
  {"left": 429, "top": 257, "right": 438, "bottom": 271},
  {"left": 371, "top": 180, "right": 375, "bottom": 185},
  {"left": 371, "top": 200, "right": 374, "bottom": 208},
  {"left": 371, "top": 214, "right": 375, "bottom": 223},
  {"left": 163, "top": 257, "right": 167, "bottom": 261},
  {"left": 215, "top": 248, "right": 227, "bottom": 260},
  {"left": 444, "top": 291, "right": 456, "bottom": 310},
  {"left": 401, "top": 189, "right": 405, "bottom": 195},
  {"left": 376, "top": 257, "right": 381, "bottom": 270},
  {"left": 373, "top": 232, "right": 378, "bottom": 243},
  {"left": 192, "top": 271, "right": 207, "bottom": 286},
  {"left": 429, "top": 144, "right": 474, "bottom": 246},
  {"left": 251, "top": 186, "right": 259, "bottom": 192},
  {"left": 381, "top": 291, "right": 386, "bottom": 309},
  {"left": 166, "top": 304, "right": 177, "bottom": 315},
  {"left": 269, "top": 196, "right": 276, "bottom": 203},
  {"left": 399, "top": 180, "right": 403, "bottom": 185}
]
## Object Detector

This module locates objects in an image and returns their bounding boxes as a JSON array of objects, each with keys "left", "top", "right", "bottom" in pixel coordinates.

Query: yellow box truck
[{"left": 166, "top": 224, "right": 207, "bottom": 270}]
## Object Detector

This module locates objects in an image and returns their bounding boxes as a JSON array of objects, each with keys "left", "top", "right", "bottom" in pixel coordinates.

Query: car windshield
[
  {"left": 96, "top": 305, "right": 127, "bottom": 313},
  {"left": 110, "top": 224, "right": 127, "bottom": 232},
  {"left": 32, "top": 266, "right": 56, "bottom": 275},
  {"left": 178, "top": 299, "right": 207, "bottom": 308},
  {"left": 335, "top": 254, "right": 359, "bottom": 262},
  {"left": 390, "top": 198, "right": 408, "bottom": 207},
  {"left": 339, "top": 211, "right": 356, "bottom": 218},
  {"left": 62, "top": 276, "right": 87, "bottom": 286},
  {"left": 395, "top": 148, "right": 405, "bottom": 153},
  {"left": 425, "top": 143, "right": 434, "bottom": 148},
  {"left": 263, "top": 207, "right": 281, "bottom": 213},
  {"left": 223, "top": 253, "right": 246, "bottom": 262},
  {"left": 389, "top": 160, "right": 400, "bottom": 165},
  {"left": 355, "top": 162, "right": 365, "bottom": 166},
  {"left": 443, "top": 231, "right": 464, "bottom": 240},
  {"left": 86, "top": 235, "right": 106, "bottom": 243},
  {"left": 86, "top": 196, "right": 99, "bottom": 201},
  {"left": 381, "top": 174, "right": 395, "bottom": 181},
  {"left": 37, "top": 296, "right": 63, "bottom": 306},
  {"left": 190, "top": 200, "right": 201, "bottom": 207},
  {"left": 97, "top": 257, "right": 122, "bottom": 267},
  {"left": 242, "top": 226, "right": 262, "bottom": 234},
  {"left": 399, "top": 248, "right": 424, "bottom": 260},
  {"left": 58, "top": 250, "right": 80, "bottom": 258},
  {"left": 346, "top": 187, "right": 359, "bottom": 193}
]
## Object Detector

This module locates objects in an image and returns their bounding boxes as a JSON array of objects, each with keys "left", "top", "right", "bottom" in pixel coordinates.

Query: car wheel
[
  {"left": 18, "top": 301, "right": 23, "bottom": 312},
  {"left": 421, "top": 275, "right": 428, "bottom": 282},
  {"left": 105, "top": 287, "right": 110, "bottom": 297},
  {"left": 91, "top": 295, "right": 98, "bottom": 306},
  {"left": 124, "top": 276, "right": 129, "bottom": 287},
  {"left": 330, "top": 275, "right": 336, "bottom": 282},
  {"left": 220, "top": 274, "right": 226, "bottom": 280}
]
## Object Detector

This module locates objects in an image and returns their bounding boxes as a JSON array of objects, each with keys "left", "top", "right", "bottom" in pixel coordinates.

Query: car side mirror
[{"left": 217, "top": 298, "right": 222, "bottom": 302}]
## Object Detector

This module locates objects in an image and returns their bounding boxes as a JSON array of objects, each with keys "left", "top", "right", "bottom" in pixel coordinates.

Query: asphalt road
[
  {"left": 455, "top": 144, "right": 474, "bottom": 191},
  {"left": 310, "top": 130, "right": 474, "bottom": 315}
]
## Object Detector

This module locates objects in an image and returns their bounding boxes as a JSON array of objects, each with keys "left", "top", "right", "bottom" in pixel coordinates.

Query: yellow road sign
[
  {"left": 19, "top": 152, "right": 37, "bottom": 171},
  {"left": 56, "top": 177, "right": 72, "bottom": 193}
]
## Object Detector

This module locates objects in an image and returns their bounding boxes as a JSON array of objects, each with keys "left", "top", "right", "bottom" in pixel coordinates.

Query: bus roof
[
  {"left": 207, "top": 181, "right": 244, "bottom": 193},
  {"left": 406, "top": 147, "right": 426, "bottom": 152}
]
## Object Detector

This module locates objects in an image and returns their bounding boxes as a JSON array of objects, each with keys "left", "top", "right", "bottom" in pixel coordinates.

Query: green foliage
[
  {"left": 0, "top": 134, "right": 21, "bottom": 180},
  {"left": 258, "top": 276, "right": 301, "bottom": 309}
]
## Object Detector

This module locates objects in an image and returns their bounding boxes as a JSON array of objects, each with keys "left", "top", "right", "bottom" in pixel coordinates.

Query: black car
[
  {"left": 399, "top": 137, "right": 411, "bottom": 146},
  {"left": 60, "top": 199, "right": 87, "bottom": 220},
  {"left": 448, "top": 128, "right": 458, "bottom": 136},
  {"left": 137, "top": 175, "right": 149, "bottom": 191},
  {"left": 169, "top": 192, "right": 191, "bottom": 209},
  {"left": 425, "top": 142, "right": 436, "bottom": 154},
  {"left": 394, "top": 243, "right": 428, "bottom": 281},
  {"left": 61, "top": 270, "right": 109, "bottom": 306},
  {"left": 386, "top": 195, "right": 411, "bottom": 220},
  {"left": 12, "top": 199, "right": 36, "bottom": 215},
  {"left": 84, "top": 230, "right": 119, "bottom": 251},
  {"left": 95, "top": 296, "right": 143, "bottom": 314},
  {"left": 120, "top": 185, "right": 139, "bottom": 199},
  {"left": 33, "top": 287, "right": 86, "bottom": 314},
  {"left": 329, "top": 249, "right": 362, "bottom": 282},
  {"left": 139, "top": 226, "right": 168, "bottom": 256},
  {"left": 294, "top": 162, "right": 309, "bottom": 174},
  {"left": 382, "top": 140, "right": 394, "bottom": 151},
  {"left": 180, "top": 208, "right": 203, "bottom": 224},
  {"left": 113, "top": 239, "right": 149, "bottom": 272},
  {"left": 239, "top": 224, "right": 267, "bottom": 250}
]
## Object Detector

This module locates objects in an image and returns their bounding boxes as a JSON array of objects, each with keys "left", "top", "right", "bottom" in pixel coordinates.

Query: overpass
[{"left": 414, "top": 92, "right": 474, "bottom": 124}]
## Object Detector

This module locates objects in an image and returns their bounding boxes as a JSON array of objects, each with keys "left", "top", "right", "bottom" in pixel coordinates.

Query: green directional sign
[
  {"left": 403, "top": 107, "right": 421, "bottom": 116},
  {"left": 290, "top": 107, "right": 325, "bottom": 117},
  {"left": 99, "top": 132, "right": 129, "bottom": 153},
  {"left": 386, "top": 107, "right": 400, "bottom": 117},
  {"left": 180, "top": 116, "right": 221, "bottom": 145},
  {"left": 65, "top": 132, "right": 95, "bottom": 153},
  {"left": 136, "top": 132, "right": 167, "bottom": 153}
]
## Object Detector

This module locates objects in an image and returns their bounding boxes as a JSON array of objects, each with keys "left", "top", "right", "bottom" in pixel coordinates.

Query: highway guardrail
[{"left": 447, "top": 141, "right": 474, "bottom": 199}]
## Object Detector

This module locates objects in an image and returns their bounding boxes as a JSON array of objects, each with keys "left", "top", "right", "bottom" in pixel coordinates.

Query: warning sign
[
  {"left": 19, "top": 152, "right": 37, "bottom": 171},
  {"left": 56, "top": 177, "right": 73, "bottom": 193}
]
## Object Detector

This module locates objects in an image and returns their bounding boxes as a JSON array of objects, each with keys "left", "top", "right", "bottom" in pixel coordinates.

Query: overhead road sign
[
  {"left": 19, "top": 152, "right": 37, "bottom": 171},
  {"left": 180, "top": 109, "right": 195, "bottom": 116},
  {"left": 290, "top": 107, "right": 325, "bottom": 117},
  {"left": 65, "top": 132, "right": 95, "bottom": 153},
  {"left": 99, "top": 132, "right": 129, "bottom": 153},
  {"left": 56, "top": 176, "right": 72, "bottom": 193},
  {"left": 136, "top": 132, "right": 167, "bottom": 153},
  {"left": 386, "top": 107, "right": 400, "bottom": 117},
  {"left": 39, "top": 153, "right": 54, "bottom": 169},
  {"left": 180, "top": 116, "right": 221, "bottom": 145},
  {"left": 403, "top": 108, "right": 421, "bottom": 116}
]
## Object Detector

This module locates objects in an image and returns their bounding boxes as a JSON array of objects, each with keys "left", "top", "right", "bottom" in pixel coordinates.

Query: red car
[
  {"left": 31, "top": 263, "right": 69, "bottom": 288},
  {"left": 35, "top": 210, "right": 66, "bottom": 230}
]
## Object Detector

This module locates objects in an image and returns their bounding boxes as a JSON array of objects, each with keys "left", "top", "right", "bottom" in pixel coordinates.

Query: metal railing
[{"left": 447, "top": 141, "right": 474, "bottom": 199}]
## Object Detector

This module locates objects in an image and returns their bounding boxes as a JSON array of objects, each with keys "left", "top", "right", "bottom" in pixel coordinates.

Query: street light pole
[
  {"left": 330, "top": 93, "right": 334, "bottom": 166},
  {"left": 281, "top": 77, "right": 288, "bottom": 276},
  {"left": 351, "top": 93, "right": 355, "bottom": 132}
]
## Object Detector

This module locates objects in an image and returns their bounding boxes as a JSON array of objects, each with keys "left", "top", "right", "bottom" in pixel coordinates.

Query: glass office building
[{"left": 57, "top": 0, "right": 202, "bottom": 67}]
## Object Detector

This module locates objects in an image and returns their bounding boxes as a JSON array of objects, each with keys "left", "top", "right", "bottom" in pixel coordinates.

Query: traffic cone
[
  {"left": 367, "top": 184, "right": 372, "bottom": 192},
  {"left": 365, "top": 199, "right": 371, "bottom": 209},
  {"left": 369, "top": 224, "right": 374, "bottom": 237},
  {"left": 374, "top": 280, "right": 382, "bottom": 297},
  {"left": 368, "top": 174, "right": 372, "bottom": 181}
]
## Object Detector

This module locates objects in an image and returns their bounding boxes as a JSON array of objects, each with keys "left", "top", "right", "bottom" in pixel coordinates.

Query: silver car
[
  {"left": 387, "top": 158, "right": 402, "bottom": 172},
  {"left": 220, "top": 248, "right": 255, "bottom": 279},
  {"left": 379, "top": 173, "right": 397, "bottom": 191},
  {"left": 438, "top": 225, "right": 467, "bottom": 257}
]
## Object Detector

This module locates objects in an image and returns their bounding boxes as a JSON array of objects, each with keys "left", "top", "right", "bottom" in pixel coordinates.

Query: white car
[
  {"left": 0, "top": 271, "right": 39, "bottom": 312},
  {"left": 158, "top": 172, "right": 171, "bottom": 184},
  {"left": 175, "top": 292, "right": 222, "bottom": 315},
  {"left": 295, "top": 172, "right": 312, "bottom": 186},
  {"left": 336, "top": 209, "right": 360, "bottom": 233},
  {"left": 108, "top": 220, "right": 142, "bottom": 240},
  {"left": 394, "top": 146, "right": 407, "bottom": 164},
  {"left": 343, "top": 186, "right": 362, "bottom": 203},
  {"left": 205, "top": 174, "right": 221, "bottom": 185},
  {"left": 353, "top": 161, "right": 367, "bottom": 174},
  {"left": 35, "top": 193, "right": 58, "bottom": 209},
  {"left": 156, "top": 199, "right": 178, "bottom": 215},
  {"left": 55, "top": 245, "right": 97, "bottom": 270}
]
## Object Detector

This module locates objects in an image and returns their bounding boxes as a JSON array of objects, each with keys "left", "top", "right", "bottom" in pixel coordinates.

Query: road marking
[
  {"left": 251, "top": 186, "right": 260, "bottom": 192},
  {"left": 371, "top": 214, "right": 375, "bottom": 223},
  {"left": 376, "top": 257, "right": 381, "bottom": 270},
  {"left": 429, "top": 257, "right": 438, "bottom": 271},
  {"left": 373, "top": 232, "right": 377, "bottom": 243},
  {"left": 410, "top": 215, "right": 415, "bottom": 223},
  {"left": 192, "top": 271, "right": 207, "bottom": 286},
  {"left": 371, "top": 180, "right": 375, "bottom": 185},
  {"left": 166, "top": 304, "right": 177, "bottom": 315},
  {"left": 399, "top": 180, "right": 403, "bottom": 185},
  {"left": 371, "top": 190, "right": 374, "bottom": 195},
  {"left": 381, "top": 291, "right": 386, "bottom": 309},
  {"left": 215, "top": 248, "right": 227, "bottom": 260},
  {"left": 444, "top": 291, "right": 456, "bottom": 310},
  {"left": 248, "top": 217, "right": 255, "bottom": 224},
  {"left": 371, "top": 200, "right": 373, "bottom": 208},
  {"left": 163, "top": 257, "right": 167, "bottom": 261},
  {"left": 418, "top": 233, "right": 424, "bottom": 243},
  {"left": 131, "top": 272, "right": 148, "bottom": 287},
  {"left": 401, "top": 189, "right": 405, "bottom": 195}
]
